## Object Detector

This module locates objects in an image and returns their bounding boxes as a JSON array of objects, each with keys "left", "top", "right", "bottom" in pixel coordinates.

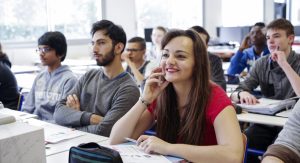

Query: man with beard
[
  {"left": 227, "top": 22, "right": 270, "bottom": 84},
  {"left": 54, "top": 20, "right": 140, "bottom": 137}
]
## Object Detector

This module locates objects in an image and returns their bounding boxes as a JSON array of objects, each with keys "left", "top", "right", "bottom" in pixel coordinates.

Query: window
[
  {"left": 0, "top": 0, "right": 102, "bottom": 42},
  {"left": 290, "top": 0, "right": 300, "bottom": 25},
  {"left": 221, "top": 0, "right": 263, "bottom": 27},
  {"left": 135, "top": 0, "right": 203, "bottom": 37}
]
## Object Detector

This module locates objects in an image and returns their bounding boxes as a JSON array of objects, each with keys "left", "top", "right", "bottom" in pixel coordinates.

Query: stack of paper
[{"left": 237, "top": 98, "right": 297, "bottom": 115}]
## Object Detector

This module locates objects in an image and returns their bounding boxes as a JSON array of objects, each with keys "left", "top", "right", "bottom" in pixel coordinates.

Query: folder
[{"left": 237, "top": 97, "right": 298, "bottom": 115}]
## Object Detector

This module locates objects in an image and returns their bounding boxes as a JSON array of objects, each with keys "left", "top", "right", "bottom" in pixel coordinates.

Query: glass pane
[
  {"left": 49, "top": 0, "right": 102, "bottom": 39},
  {"left": 0, "top": 0, "right": 47, "bottom": 41}
]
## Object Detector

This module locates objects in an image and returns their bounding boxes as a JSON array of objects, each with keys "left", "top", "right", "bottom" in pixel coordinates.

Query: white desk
[
  {"left": 0, "top": 108, "right": 38, "bottom": 120},
  {"left": 62, "top": 59, "right": 96, "bottom": 67},
  {"left": 237, "top": 112, "right": 288, "bottom": 127},
  {"left": 15, "top": 73, "right": 37, "bottom": 90},
  {"left": 24, "top": 118, "right": 108, "bottom": 156},
  {"left": 11, "top": 65, "right": 40, "bottom": 74}
]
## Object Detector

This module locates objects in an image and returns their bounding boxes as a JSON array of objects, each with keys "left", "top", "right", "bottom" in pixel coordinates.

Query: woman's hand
[
  {"left": 142, "top": 67, "right": 169, "bottom": 103},
  {"left": 137, "top": 135, "right": 171, "bottom": 155}
]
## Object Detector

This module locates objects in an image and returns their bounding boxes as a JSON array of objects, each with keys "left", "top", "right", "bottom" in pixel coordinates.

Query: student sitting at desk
[
  {"left": 22, "top": 31, "right": 77, "bottom": 123},
  {"left": 110, "top": 29, "right": 243, "bottom": 163},
  {"left": 230, "top": 18, "right": 300, "bottom": 163},
  {"left": 227, "top": 22, "right": 269, "bottom": 84},
  {"left": 0, "top": 42, "right": 20, "bottom": 110},
  {"left": 54, "top": 20, "right": 139, "bottom": 137},
  {"left": 190, "top": 25, "right": 226, "bottom": 90},
  {"left": 122, "top": 37, "right": 156, "bottom": 89}
]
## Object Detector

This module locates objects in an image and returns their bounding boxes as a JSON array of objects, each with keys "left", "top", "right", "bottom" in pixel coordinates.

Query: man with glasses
[
  {"left": 54, "top": 20, "right": 140, "bottom": 137},
  {"left": 22, "top": 31, "right": 77, "bottom": 123},
  {"left": 122, "top": 37, "right": 156, "bottom": 88}
]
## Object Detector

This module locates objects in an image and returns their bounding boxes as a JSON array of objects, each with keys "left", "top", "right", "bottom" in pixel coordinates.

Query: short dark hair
[
  {"left": 38, "top": 31, "right": 67, "bottom": 61},
  {"left": 266, "top": 18, "right": 294, "bottom": 36},
  {"left": 128, "top": 37, "right": 146, "bottom": 50},
  {"left": 254, "top": 22, "right": 265, "bottom": 28},
  {"left": 190, "top": 26, "right": 210, "bottom": 44},
  {"left": 91, "top": 20, "right": 127, "bottom": 53}
]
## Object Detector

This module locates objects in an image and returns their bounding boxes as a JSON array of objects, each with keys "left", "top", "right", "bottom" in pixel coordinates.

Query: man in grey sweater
[{"left": 54, "top": 20, "right": 140, "bottom": 137}]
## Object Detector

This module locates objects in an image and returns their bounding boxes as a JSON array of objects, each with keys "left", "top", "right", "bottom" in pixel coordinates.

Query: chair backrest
[{"left": 17, "top": 93, "right": 24, "bottom": 111}]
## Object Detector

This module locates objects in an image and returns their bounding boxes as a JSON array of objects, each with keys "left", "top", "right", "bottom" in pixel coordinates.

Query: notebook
[{"left": 237, "top": 98, "right": 297, "bottom": 115}]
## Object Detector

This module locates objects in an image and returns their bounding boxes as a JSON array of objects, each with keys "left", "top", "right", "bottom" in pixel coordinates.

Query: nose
[
  {"left": 165, "top": 54, "right": 175, "bottom": 65},
  {"left": 92, "top": 44, "right": 98, "bottom": 53}
]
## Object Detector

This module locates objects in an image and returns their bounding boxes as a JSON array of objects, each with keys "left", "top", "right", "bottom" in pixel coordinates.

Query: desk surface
[
  {"left": 11, "top": 65, "right": 40, "bottom": 74},
  {"left": 15, "top": 73, "right": 37, "bottom": 90},
  {"left": 237, "top": 112, "right": 288, "bottom": 127},
  {"left": 24, "top": 118, "right": 108, "bottom": 156}
]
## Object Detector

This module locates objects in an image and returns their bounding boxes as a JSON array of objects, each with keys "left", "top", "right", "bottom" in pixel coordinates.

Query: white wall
[
  {"left": 203, "top": 0, "right": 222, "bottom": 38},
  {"left": 103, "top": 0, "right": 137, "bottom": 39}
]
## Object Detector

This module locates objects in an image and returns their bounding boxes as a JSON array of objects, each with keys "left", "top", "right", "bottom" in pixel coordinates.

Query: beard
[{"left": 96, "top": 48, "right": 115, "bottom": 66}]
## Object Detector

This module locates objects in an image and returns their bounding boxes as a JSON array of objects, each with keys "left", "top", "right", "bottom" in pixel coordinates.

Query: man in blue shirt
[{"left": 227, "top": 22, "right": 269, "bottom": 84}]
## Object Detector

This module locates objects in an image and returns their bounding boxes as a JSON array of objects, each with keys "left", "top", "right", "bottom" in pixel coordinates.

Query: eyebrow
[
  {"left": 92, "top": 38, "right": 107, "bottom": 43},
  {"left": 163, "top": 49, "right": 190, "bottom": 54},
  {"left": 266, "top": 32, "right": 281, "bottom": 37}
]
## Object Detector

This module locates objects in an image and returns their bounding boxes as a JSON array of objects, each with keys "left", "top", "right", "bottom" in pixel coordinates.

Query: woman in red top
[{"left": 110, "top": 29, "right": 243, "bottom": 163}]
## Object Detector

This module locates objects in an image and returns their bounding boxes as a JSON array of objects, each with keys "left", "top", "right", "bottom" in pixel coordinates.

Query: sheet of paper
[
  {"left": 107, "top": 145, "right": 172, "bottom": 163},
  {"left": 24, "top": 118, "right": 85, "bottom": 144},
  {"left": 45, "top": 130, "right": 85, "bottom": 144}
]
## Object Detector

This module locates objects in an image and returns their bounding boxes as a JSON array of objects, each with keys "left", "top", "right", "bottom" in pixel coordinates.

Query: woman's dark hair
[
  {"left": 155, "top": 29, "right": 211, "bottom": 145},
  {"left": 38, "top": 31, "right": 67, "bottom": 61}
]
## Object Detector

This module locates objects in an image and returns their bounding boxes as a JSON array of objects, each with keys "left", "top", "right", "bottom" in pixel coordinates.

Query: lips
[{"left": 166, "top": 68, "right": 178, "bottom": 72}]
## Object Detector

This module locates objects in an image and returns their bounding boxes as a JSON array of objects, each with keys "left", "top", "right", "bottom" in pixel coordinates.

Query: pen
[{"left": 125, "top": 137, "right": 137, "bottom": 144}]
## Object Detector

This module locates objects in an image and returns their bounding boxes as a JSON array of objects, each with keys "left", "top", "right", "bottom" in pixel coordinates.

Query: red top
[{"left": 147, "top": 84, "right": 233, "bottom": 145}]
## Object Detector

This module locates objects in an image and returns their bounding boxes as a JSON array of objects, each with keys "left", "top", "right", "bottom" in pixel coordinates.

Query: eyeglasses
[
  {"left": 36, "top": 47, "right": 53, "bottom": 54},
  {"left": 126, "top": 48, "right": 143, "bottom": 52}
]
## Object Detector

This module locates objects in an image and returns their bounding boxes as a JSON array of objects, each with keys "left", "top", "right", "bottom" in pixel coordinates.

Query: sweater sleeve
[
  {"left": 227, "top": 50, "right": 246, "bottom": 75},
  {"left": 54, "top": 74, "right": 89, "bottom": 127},
  {"left": 235, "top": 57, "right": 262, "bottom": 92},
  {"left": 22, "top": 78, "right": 38, "bottom": 113},
  {"left": 76, "top": 84, "right": 139, "bottom": 136},
  {"left": 263, "top": 144, "right": 300, "bottom": 163}
]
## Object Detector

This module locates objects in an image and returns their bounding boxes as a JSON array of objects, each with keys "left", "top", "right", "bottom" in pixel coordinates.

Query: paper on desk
[
  {"left": 107, "top": 145, "right": 171, "bottom": 163},
  {"left": 25, "top": 118, "right": 85, "bottom": 144},
  {"left": 45, "top": 130, "right": 85, "bottom": 144}
]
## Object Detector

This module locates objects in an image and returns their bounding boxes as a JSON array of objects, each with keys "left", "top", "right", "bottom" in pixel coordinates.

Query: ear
[
  {"left": 114, "top": 42, "right": 125, "bottom": 55},
  {"left": 288, "top": 34, "right": 295, "bottom": 45}
]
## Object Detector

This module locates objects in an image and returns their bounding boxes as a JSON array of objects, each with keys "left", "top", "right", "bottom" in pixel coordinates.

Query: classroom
[{"left": 1, "top": 0, "right": 300, "bottom": 163}]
